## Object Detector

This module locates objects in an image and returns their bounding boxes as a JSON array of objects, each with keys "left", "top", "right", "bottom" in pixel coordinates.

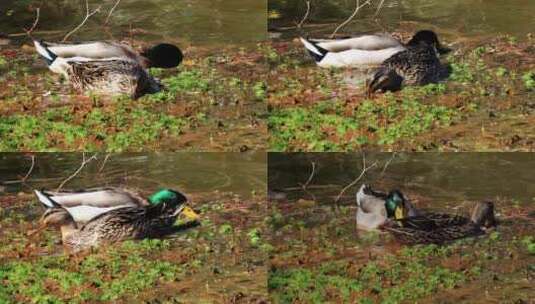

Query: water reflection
[
  {"left": 0, "top": 152, "right": 266, "bottom": 199},
  {"left": 1, "top": 0, "right": 267, "bottom": 44},
  {"left": 269, "top": 153, "right": 535, "bottom": 207},
  {"left": 269, "top": 0, "right": 535, "bottom": 38}
]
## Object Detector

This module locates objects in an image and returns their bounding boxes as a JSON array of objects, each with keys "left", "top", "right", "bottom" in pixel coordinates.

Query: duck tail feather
[
  {"left": 33, "top": 40, "right": 57, "bottom": 65},
  {"left": 299, "top": 37, "right": 328, "bottom": 62},
  {"left": 34, "top": 189, "right": 60, "bottom": 208}
]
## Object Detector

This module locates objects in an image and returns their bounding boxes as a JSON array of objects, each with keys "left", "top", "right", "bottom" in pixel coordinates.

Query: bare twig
[
  {"left": 105, "top": 0, "right": 122, "bottom": 25},
  {"left": 330, "top": 0, "right": 372, "bottom": 38},
  {"left": 22, "top": 7, "right": 40, "bottom": 38},
  {"left": 298, "top": 161, "right": 317, "bottom": 201},
  {"left": 374, "top": 0, "right": 386, "bottom": 17},
  {"left": 98, "top": 153, "right": 111, "bottom": 173},
  {"left": 297, "top": 0, "right": 311, "bottom": 29},
  {"left": 57, "top": 153, "right": 98, "bottom": 191},
  {"left": 334, "top": 153, "right": 378, "bottom": 203},
  {"left": 62, "top": 0, "right": 102, "bottom": 42},
  {"left": 378, "top": 152, "right": 396, "bottom": 178},
  {"left": 21, "top": 155, "right": 36, "bottom": 183}
]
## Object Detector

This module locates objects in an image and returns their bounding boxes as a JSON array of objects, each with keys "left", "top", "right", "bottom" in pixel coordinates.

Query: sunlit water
[
  {"left": 269, "top": 0, "right": 535, "bottom": 38},
  {"left": 0, "top": 152, "right": 266, "bottom": 199},
  {"left": 1, "top": 0, "right": 267, "bottom": 45},
  {"left": 269, "top": 153, "right": 535, "bottom": 208}
]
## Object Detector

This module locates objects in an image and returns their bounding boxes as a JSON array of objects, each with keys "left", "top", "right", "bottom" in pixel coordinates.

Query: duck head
[
  {"left": 407, "top": 30, "right": 451, "bottom": 55},
  {"left": 148, "top": 188, "right": 199, "bottom": 220},
  {"left": 385, "top": 190, "right": 405, "bottom": 220},
  {"left": 141, "top": 43, "right": 183, "bottom": 68}
]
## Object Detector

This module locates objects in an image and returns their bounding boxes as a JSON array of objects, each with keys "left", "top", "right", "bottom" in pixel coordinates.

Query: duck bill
[
  {"left": 437, "top": 46, "right": 452, "bottom": 55},
  {"left": 394, "top": 206, "right": 404, "bottom": 220},
  {"left": 181, "top": 206, "right": 200, "bottom": 221}
]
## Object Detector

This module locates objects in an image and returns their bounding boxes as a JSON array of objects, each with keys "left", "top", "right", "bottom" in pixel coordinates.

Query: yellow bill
[
  {"left": 394, "top": 205, "right": 404, "bottom": 220},
  {"left": 181, "top": 206, "right": 200, "bottom": 221}
]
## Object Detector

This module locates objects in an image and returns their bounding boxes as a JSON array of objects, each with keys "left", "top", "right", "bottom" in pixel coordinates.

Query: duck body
[
  {"left": 34, "top": 187, "right": 150, "bottom": 223},
  {"left": 355, "top": 184, "right": 416, "bottom": 231},
  {"left": 384, "top": 201, "right": 496, "bottom": 244},
  {"left": 300, "top": 35, "right": 405, "bottom": 68},
  {"left": 42, "top": 203, "right": 190, "bottom": 252},
  {"left": 33, "top": 40, "right": 164, "bottom": 98},
  {"left": 367, "top": 44, "right": 445, "bottom": 93},
  {"left": 37, "top": 188, "right": 199, "bottom": 252}
]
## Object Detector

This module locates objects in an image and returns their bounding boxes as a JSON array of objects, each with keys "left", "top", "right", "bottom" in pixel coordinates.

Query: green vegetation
[
  {"left": 0, "top": 44, "right": 268, "bottom": 151},
  {"left": 0, "top": 193, "right": 268, "bottom": 303},
  {"left": 268, "top": 35, "right": 535, "bottom": 151}
]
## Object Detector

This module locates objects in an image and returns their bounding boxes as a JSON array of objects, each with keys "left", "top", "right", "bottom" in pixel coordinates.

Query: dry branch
[
  {"left": 57, "top": 153, "right": 98, "bottom": 191},
  {"left": 62, "top": 0, "right": 102, "bottom": 42},
  {"left": 22, "top": 7, "right": 40, "bottom": 38},
  {"left": 297, "top": 0, "right": 311, "bottom": 29},
  {"left": 334, "top": 153, "right": 377, "bottom": 203},
  {"left": 21, "top": 155, "right": 36, "bottom": 183},
  {"left": 105, "top": 0, "right": 122, "bottom": 25},
  {"left": 330, "top": 0, "right": 372, "bottom": 38}
]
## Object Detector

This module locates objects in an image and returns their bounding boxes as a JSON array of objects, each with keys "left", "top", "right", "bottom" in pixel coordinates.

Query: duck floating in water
[
  {"left": 35, "top": 188, "right": 199, "bottom": 252},
  {"left": 34, "top": 188, "right": 189, "bottom": 223},
  {"left": 355, "top": 184, "right": 419, "bottom": 231},
  {"left": 300, "top": 30, "right": 449, "bottom": 69},
  {"left": 366, "top": 30, "right": 450, "bottom": 94},
  {"left": 384, "top": 201, "right": 496, "bottom": 244},
  {"left": 33, "top": 40, "right": 181, "bottom": 98}
]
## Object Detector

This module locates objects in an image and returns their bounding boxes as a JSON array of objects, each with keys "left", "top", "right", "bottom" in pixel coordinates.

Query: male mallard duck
[
  {"left": 300, "top": 30, "right": 449, "bottom": 68},
  {"left": 34, "top": 188, "right": 185, "bottom": 223},
  {"left": 384, "top": 201, "right": 496, "bottom": 244},
  {"left": 366, "top": 30, "right": 450, "bottom": 94},
  {"left": 44, "top": 41, "right": 183, "bottom": 69},
  {"left": 33, "top": 40, "right": 169, "bottom": 98},
  {"left": 35, "top": 189, "right": 199, "bottom": 252},
  {"left": 355, "top": 184, "right": 419, "bottom": 231}
]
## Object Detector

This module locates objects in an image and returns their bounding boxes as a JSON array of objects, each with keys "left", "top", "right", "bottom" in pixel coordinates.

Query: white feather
[
  {"left": 34, "top": 190, "right": 56, "bottom": 208},
  {"left": 299, "top": 38, "right": 323, "bottom": 57},
  {"left": 317, "top": 46, "right": 405, "bottom": 68},
  {"left": 33, "top": 41, "right": 53, "bottom": 61},
  {"left": 316, "top": 35, "right": 402, "bottom": 52}
]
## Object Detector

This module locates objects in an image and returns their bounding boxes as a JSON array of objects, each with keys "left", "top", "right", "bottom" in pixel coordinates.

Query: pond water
[
  {"left": 269, "top": 153, "right": 535, "bottom": 208},
  {"left": 0, "top": 152, "right": 266, "bottom": 199},
  {"left": 0, "top": 0, "right": 267, "bottom": 45},
  {"left": 269, "top": 0, "right": 535, "bottom": 39}
]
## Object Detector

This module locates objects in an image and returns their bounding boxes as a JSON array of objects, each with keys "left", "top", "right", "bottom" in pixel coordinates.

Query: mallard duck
[
  {"left": 34, "top": 188, "right": 185, "bottom": 223},
  {"left": 44, "top": 41, "right": 183, "bottom": 69},
  {"left": 35, "top": 189, "right": 199, "bottom": 252},
  {"left": 383, "top": 201, "right": 496, "bottom": 244},
  {"left": 300, "top": 30, "right": 449, "bottom": 68},
  {"left": 33, "top": 40, "right": 164, "bottom": 98},
  {"left": 355, "top": 184, "right": 419, "bottom": 231},
  {"left": 366, "top": 30, "right": 450, "bottom": 94}
]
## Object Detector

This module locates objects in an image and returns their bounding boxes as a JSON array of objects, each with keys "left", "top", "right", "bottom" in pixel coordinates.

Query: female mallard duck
[
  {"left": 300, "top": 30, "right": 449, "bottom": 68},
  {"left": 33, "top": 40, "right": 178, "bottom": 98},
  {"left": 35, "top": 190, "right": 199, "bottom": 252},
  {"left": 34, "top": 188, "right": 186, "bottom": 223},
  {"left": 383, "top": 201, "right": 496, "bottom": 244},
  {"left": 355, "top": 184, "right": 419, "bottom": 231},
  {"left": 366, "top": 30, "right": 450, "bottom": 94}
]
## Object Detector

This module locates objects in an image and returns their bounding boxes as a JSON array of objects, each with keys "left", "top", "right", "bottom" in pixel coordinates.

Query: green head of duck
[
  {"left": 148, "top": 189, "right": 199, "bottom": 221},
  {"left": 385, "top": 190, "right": 405, "bottom": 220}
]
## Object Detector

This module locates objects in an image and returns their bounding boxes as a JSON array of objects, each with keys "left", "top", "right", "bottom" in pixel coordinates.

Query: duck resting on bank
[
  {"left": 300, "top": 30, "right": 449, "bottom": 69},
  {"left": 34, "top": 188, "right": 199, "bottom": 252},
  {"left": 33, "top": 40, "right": 182, "bottom": 98},
  {"left": 355, "top": 184, "right": 420, "bottom": 231},
  {"left": 34, "top": 187, "right": 192, "bottom": 223},
  {"left": 383, "top": 201, "right": 496, "bottom": 244},
  {"left": 366, "top": 30, "right": 450, "bottom": 94}
]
